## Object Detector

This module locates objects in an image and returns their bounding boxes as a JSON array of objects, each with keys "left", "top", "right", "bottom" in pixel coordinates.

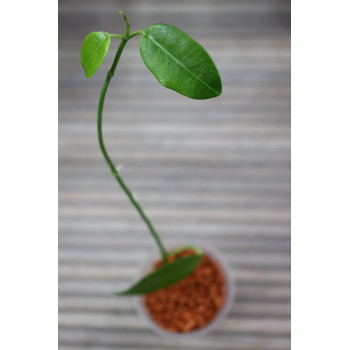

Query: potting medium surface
[{"left": 144, "top": 249, "right": 226, "bottom": 333}]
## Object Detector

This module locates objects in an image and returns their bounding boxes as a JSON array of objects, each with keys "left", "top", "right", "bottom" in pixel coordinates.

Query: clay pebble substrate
[{"left": 144, "top": 249, "right": 227, "bottom": 333}]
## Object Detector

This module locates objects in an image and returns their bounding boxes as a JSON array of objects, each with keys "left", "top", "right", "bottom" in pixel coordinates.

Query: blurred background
[{"left": 59, "top": 0, "right": 290, "bottom": 349}]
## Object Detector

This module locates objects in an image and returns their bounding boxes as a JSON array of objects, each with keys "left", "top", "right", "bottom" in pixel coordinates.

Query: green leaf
[
  {"left": 81, "top": 32, "right": 111, "bottom": 78},
  {"left": 140, "top": 24, "right": 222, "bottom": 100},
  {"left": 115, "top": 253, "right": 203, "bottom": 295},
  {"left": 167, "top": 244, "right": 202, "bottom": 257}
]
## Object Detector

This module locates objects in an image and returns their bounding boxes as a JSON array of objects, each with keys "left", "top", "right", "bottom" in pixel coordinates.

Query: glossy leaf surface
[
  {"left": 81, "top": 32, "right": 111, "bottom": 78},
  {"left": 140, "top": 24, "right": 222, "bottom": 99},
  {"left": 115, "top": 254, "right": 202, "bottom": 295}
]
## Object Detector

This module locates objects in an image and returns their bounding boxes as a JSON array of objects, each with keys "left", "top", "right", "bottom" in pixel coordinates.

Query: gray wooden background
[{"left": 58, "top": 0, "right": 291, "bottom": 349}]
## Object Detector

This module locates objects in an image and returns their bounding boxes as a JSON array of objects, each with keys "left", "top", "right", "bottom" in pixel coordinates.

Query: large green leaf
[
  {"left": 115, "top": 253, "right": 202, "bottom": 295},
  {"left": 140, "top": 24, "right": 222, "bottom": 100},
  {"left": 81, "top": 32, "right": 111, "bottom": 78}
]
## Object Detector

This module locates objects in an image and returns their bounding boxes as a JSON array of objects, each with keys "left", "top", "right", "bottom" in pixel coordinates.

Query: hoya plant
[{"left": 81, "top": 11, "right": 222, "bottom": 295}]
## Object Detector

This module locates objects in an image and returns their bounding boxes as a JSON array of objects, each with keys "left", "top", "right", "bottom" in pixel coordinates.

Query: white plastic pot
[{"left": 133, "top": 241, "right": 235, "bottom": 339}]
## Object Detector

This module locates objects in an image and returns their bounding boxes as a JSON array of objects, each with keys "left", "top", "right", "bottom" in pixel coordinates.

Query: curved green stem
[
  {"left": 110, "top": 30, "right": 144, "bottom": 40},
  {"left": 128, "top": 30, "right": 145, "bottom": 39},
  {"left": 110, "top": 34, "right": 125, "bottom": 39},
  {"left": 97, "top": 25, "right": 167, "bottom": 260}
]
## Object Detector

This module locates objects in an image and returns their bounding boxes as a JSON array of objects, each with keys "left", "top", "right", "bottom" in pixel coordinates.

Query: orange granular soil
[{"left": 144, "top": 249, "right": 227, "bottom": 333}]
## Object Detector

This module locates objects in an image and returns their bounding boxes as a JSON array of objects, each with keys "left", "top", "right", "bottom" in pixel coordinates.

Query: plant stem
[
  {"left": 97, "top": 37, "right": 168, "bottom": 261},
  {"left": 110, "top": 34, "right": 125, "bottom": 39},
  {"left": 128, "top": 30, "right": 145, "bottom": 39}
]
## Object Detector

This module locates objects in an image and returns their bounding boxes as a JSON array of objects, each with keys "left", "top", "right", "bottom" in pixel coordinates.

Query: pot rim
[{"left": 133, "top": 240, "right": 235, "bottom": 339}]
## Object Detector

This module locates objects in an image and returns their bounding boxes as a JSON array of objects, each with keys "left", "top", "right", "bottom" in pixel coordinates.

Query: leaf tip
[{"left": 84, "top": 71, "right": 91, "bottom": 79}]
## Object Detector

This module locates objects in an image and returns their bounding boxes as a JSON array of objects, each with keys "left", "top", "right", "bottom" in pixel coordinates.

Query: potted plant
[{"left": 80, "top": 10, "right": 235, "bottom": 336}]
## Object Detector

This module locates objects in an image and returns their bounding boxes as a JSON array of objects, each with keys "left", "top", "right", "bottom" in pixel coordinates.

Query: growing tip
[
  {"left": 118, "top": 10, "right": 129, "bottom": 24},
  {"left": 118, "top": 10, "right": 130, "bottom": 35}
]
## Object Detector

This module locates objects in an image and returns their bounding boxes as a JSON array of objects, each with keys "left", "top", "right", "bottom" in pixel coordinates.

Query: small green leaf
[
  {"left": 81, "top": 32, "right": 111, "bottom": 78},
  {"left": 167, "top": 244, "right": 202, "bottom": 257},
  {"left": 115, "top": 253, "right": 202, "bottom": 295},
  {"left": 140, "top": 24, "right": 222, "bottom": 99}
]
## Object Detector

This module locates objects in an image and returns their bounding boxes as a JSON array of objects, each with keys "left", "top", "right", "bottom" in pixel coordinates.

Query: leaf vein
[{"left": 146, "top": 34, "right": 219, "bottom": 96}]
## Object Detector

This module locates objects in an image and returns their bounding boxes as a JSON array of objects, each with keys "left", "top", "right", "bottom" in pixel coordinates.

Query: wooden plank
[
  {"left": 58, "top": 313, "right": 290, "bottom": 335},
  {"left": 58, "top": 235, "right": 290, "bottom": 251},
  {"left": 59, "top": 297, "right": 290, "bottom": 317},
  {"left": 59, "top": 329, "right": 290, "bottom": 350},
  {"left": 59, "top": 265, "right": 290, "bottom": 285}
]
